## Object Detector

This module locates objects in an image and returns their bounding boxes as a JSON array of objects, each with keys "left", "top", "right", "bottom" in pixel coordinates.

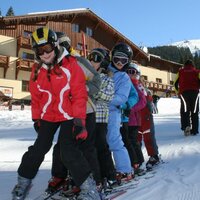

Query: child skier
[
  {"left": 129, "top": 64, "right": 160, "bottom": 170},
  {"left": 12, "top": 27, "right": 100, "bottom": 200}
]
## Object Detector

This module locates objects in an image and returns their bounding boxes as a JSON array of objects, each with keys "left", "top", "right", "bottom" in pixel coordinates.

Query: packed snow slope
[{"left": 0, "top": 97, "right": 200, "bottom": 200}]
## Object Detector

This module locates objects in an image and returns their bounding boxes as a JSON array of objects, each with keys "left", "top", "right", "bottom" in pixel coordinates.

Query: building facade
[{"left": 0, "top": 8, "right": 182, "bottom": 103}]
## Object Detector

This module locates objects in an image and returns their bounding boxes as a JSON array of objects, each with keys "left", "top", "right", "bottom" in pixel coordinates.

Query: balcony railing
[
  {"left": 143, "top": 80, "right": 175, "bottom": 92},
  {"left": 17, "top": 36, "right": 32, "bottom": 50},
  {"left": 16, "top": 59, "right": 34, "bottom": 79},
  {"left": 0, "top": 54, "right": 9, "bottom": 66},
  {"left": 0, "top": 55, "right": 10, "bottom": 78}
]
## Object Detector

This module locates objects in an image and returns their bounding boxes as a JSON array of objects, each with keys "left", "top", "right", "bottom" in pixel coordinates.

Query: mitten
[{"left": 73, "top": 118, "right": 88, "bottom": 140}]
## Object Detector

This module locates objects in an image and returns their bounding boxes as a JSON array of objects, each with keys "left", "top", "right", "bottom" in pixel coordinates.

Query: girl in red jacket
[
  {"left": 127, "top": 63, "right": 160, "bottom": 171},
  {"left": 138, "top": 82, "right": 160, "bottom": 170},
  {"left": 12, "top": 27, "right": 100, "bottom": 200}
]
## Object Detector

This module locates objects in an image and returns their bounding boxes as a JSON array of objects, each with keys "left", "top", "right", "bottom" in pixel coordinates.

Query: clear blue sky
[{"left": 1, "top": 0, "right": 200, "bottom": 47}]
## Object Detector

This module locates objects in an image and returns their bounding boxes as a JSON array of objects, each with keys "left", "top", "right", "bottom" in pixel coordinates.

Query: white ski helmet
[{"left": 127, "top": 62, "right": 141, "bottom": 80}]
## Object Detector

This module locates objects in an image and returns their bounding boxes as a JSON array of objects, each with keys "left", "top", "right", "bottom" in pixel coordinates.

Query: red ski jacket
[
  {"left": 29, "top": 55, "right": 88, "bottom": 122},
  {"left": 139, "top": 94, "right": 153, "bottom": 133},
  {"left": 174, "top": 64, "right": 200, "bottom": 94}
]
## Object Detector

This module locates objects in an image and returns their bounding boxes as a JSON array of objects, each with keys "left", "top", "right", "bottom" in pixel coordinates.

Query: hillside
[
  {"left": 170, "top": 39, "right": 200, "bottom": 56},
  {"left": 147, "top": 39, "right": 200, "bottom": 67}
]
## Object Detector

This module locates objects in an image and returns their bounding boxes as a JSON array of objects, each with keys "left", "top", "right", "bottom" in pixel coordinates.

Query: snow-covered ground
[{"left": 1, "top": 97, "right": 200, "bottom": 200}]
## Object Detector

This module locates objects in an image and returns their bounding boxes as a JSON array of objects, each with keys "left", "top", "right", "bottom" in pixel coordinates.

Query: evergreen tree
[
  {"left": 0, "top": 9, "right": 2, "bottom": 16},
  {"left": 6, "top": 6, "right": 15, "bottom": 16},
  {"left": 194, "top": 52, "right": 200, "bottom": 69},
  {"left": 148, "top": 45, "right": 193, "bottom": 64}
]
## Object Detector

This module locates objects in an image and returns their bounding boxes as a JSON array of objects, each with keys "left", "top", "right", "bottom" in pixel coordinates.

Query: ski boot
[
  {"left": 12, "top": 175, "right": 32, "bottom": 200},
  {"left": 184, "top": 126, "right": 191, "bottom": 136},
  {"left": 77, "top": 174, "right": 101, "bottom": 200},
  {"left": 59, "top": 178, "right": 81, "bottom": 198},
  {"left": 146, "top": 155, "right": 160, "bottom": 171},
  {"left": 115, "top": 172, "right": 133, "bottom": 185},
  {"left": 45, "top": 176, "right": 66, "bottom": 195},
  {"left": 133, "top": 164, "right": 146, "bottom": 176}
]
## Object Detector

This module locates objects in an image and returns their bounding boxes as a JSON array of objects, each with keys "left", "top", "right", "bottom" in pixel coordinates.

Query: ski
[
  {"left": 104, "top": 190, "right": 127, "bottom": 200},
  {"left": 49, "top": 189, "right": 79, "bottom": 200},
  {"left": 50, "top": 195, "right": 76, "bottom": 200},
  {"left": 34, "top": 159, "right": 167, "bottom": 200},
  {"left": 33, "top": 185, "right": 65, "bottom": 200}
]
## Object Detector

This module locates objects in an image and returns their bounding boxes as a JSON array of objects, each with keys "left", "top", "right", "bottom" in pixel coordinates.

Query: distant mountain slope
[
  {"left": 147, "top": 45, "right": 192, "bottom": 64},
  {"left": 170, "top": 39, "right": 200, "bottom": 56},
  {"left": 147, "top": 39, "right": 200, "bottom": 67}
]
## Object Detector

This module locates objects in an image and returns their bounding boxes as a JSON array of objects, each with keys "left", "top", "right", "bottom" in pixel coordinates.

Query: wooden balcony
[
  {"left": 0, "top": 55, "right": 10, "bottom": 78},
  {"left": 143, "top": 80, "right": 175, "bottom": 94},
  {"left": 17, "top": 36, "right": 32, "bottom": 52},
  {"left": 16, "top": 59, "right": 34, "bottom": 79}
]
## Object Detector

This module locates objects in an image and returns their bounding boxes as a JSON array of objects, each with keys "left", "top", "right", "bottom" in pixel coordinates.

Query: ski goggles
[
  {"left": 35, "top": 44, "right": 55, "bottom": 56},
  {"left": 126, "top": 68, "right": 137, "bottom": 75},
  {"left": 112, "top": 56, "right": 129, "bottom": 66},
  {"left": 88, "top": 52, "right": 103, "bottom": 63}
]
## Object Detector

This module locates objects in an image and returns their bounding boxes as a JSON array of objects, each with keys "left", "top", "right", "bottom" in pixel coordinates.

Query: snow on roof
[
  {"left": 149, "top": 54, "right": 161, "bottom": 58},
  {"left": 27, "top": 8, "right": 89, "bottom": 15}
]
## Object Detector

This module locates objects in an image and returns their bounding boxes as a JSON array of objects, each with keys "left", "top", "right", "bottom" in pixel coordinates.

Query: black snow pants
[
  {"left": 18, "top": 119, "right": 91, "bottom": 186},
  {"left": 51, "top": 112, "right": 101, "bottom": 184},
  {"left": 180, "top": 90, "right": 199, "bottom": 134},
  {"left": 95, "top": 123, "right": 116, "bottom": 181}
]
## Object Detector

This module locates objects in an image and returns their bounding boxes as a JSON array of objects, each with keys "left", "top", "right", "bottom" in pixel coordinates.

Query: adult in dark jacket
[
  {"left": 152, "top": 93, "right": 160, "bottom": 114},
  {"left": 174, "top": 59, "right": 200, "bottom": 136}
]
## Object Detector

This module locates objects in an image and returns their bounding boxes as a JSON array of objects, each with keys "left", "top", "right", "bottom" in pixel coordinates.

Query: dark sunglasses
[
  {"left": 36, "top": 44, "right": 55, "bottom": 56},
  {"left": 88, "top": 53, "right": 103, "bottom": 63},
  {"left": 126, "top": 68, "right": 137, "bottom": 75},
  {"left": 113, "top": 56, "right": 129, "bottom": 65}
]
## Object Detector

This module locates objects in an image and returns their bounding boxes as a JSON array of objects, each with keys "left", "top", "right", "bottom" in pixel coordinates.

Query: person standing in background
[
  {"left": 152, "top": 92, "right": 160, "bottom": 114},
  {"left": 174, "top": 59, "right": 200, "bottom": 136}
]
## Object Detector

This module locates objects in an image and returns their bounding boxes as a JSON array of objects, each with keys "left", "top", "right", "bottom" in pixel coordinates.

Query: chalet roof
[
  {"left": 150, "top": 54, "right": 183, "bottom": 66},
  {"left": 0, "top": 8, "right": 149, "bottom": 59}
]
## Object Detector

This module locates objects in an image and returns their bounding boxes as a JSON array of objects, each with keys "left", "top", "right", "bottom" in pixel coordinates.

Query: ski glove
[
  {"left": 33, "top": 119, "right": 40, "bottom": 134},
  {"left": 73, "top": 118, "right": 88, "bottom": 140}
]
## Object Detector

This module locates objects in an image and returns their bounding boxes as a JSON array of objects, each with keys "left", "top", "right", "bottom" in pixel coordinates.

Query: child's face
[
  {"left": 126, "top": 68, "right": 139, "bottom": 80},
  {"left": 90, "top": 60, "right": 101, "bottom": 71},
  {"left": 112, "top": 56, "right": 129, "bottom": 70},
  {"left": 37, "top": 44, "right": 56, "bottom": 64},
  {"left": 88, "top": 52, "right": 103, "bottom": 71}
]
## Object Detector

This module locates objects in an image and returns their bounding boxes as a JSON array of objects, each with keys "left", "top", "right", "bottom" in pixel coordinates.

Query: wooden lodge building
[{"left": 0, "top": 8, "right": 182, "bottom": 103}]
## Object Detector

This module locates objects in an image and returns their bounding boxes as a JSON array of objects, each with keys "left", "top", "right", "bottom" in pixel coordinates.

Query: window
[
  {"left": 86, "top": 27, "right": 93, "bottom": 37},
  {"left": 76, "top": 43, "right": 88, "bottom": 50},
  {"left": 141, "top": 75, "right": 148, "bottom": 81},
  {"left": 72, "top": 24, "right": 79, "bottom": 33},
  {"left": 23, "top": 31, "right": 32, "bottom": 38},
  {"left": 77, "top": 43, "right": 83, "bottom": 50},
  {"left": 22, "top": 80, "right": 29, "bottom": 92},
  {"left": 156, "top": 78, "right": 162, "bottom": 83},
  {"left": 22, "top": 52, "right": 34, "bottom": 60}
]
